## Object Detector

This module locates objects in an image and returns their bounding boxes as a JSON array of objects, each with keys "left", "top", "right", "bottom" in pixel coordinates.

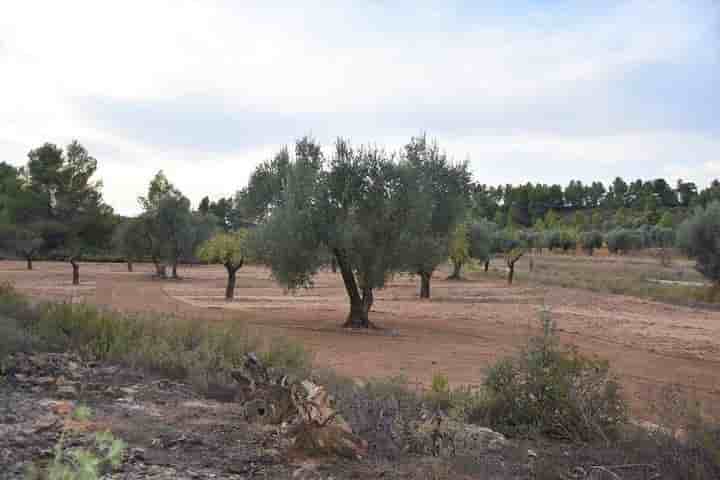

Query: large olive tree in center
[{"left": 243, "top": 137, "right": 413, "bottom": 328}]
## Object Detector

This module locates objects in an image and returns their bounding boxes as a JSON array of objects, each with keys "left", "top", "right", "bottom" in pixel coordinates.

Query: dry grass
[
  {"left": 0, "top": 282, "right": 312, "bottom": 395},
  {"left": 473, "top": 250, "right": 720, "bottom": 307}
]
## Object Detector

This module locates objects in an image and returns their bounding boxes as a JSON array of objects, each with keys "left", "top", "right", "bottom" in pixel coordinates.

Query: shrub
[
  {"left": 478, "top": 309, "right": 627, "bottom": 442},
  {"left": 605, "top": 228, "right": 641, "bottom": 254},
  {"left": 26, "top": 406, "right": 126, "bottom": 480},
  {"left": 0, "top": 285, "right": 311, "bottom": 394},
  {"left": 558, "top": 230, "right": 577, "bottom": 253},
  {"left": 579, "top": 231, "right": 603, "bottom": 255},
  {"left": 678, "top": 201, "right": 720, "bottom": 285}
]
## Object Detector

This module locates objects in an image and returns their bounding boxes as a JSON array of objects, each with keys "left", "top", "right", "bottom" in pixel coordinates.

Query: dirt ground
[{"left": 2, "top": 260, "right": 719, "bottom": 421}]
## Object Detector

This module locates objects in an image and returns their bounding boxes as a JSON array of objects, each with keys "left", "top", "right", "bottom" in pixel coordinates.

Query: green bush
[
  {"left": 579, "top": 231, "right": 603, "bottom": 255},
  {"left": 478, "top": 309, "right": 628, "bottom": 441},
  {"left": 26, "top": 407, "right": 126, "bottom": 480},
  {"left": 678, "top": 201, "right": 720, "bottom": 285},
  {"left": 605, "top": 228, "right": 641, "bottom": 254}
]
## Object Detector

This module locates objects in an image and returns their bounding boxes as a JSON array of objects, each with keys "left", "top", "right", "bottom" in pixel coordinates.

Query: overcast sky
[{"left": 1, "top": 1, "right": 718, "bottom": 215}]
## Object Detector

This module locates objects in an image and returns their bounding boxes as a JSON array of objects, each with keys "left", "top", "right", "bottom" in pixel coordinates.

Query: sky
[{"left": 1, "top": 1, "right": 718, "bottom": 215}]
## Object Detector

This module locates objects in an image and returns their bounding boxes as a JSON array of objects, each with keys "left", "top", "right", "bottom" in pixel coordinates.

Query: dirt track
[{"left": 3, "top": 260, "right": 719, "bottom": 420}]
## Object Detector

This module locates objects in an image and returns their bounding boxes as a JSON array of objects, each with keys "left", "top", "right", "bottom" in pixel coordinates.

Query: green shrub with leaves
[
  {"left": 579, "top": 231, "right": 603, "bottom": 255},
  {"left": 678, "top": 201, "right": 720, "bottom": 286},
  {"left": 605, "top": 228, "right": 641, "bottom": 254},
  {"left": 26, "top": 407, "right": 126, "bottom": 480},
  {"left": 478, "top": 309, "right": 627, "bottom": 441}
]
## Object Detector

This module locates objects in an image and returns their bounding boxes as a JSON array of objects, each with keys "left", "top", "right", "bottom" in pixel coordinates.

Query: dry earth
[{"left": 2, "top": 260, "right": 719, "bottom": 421}]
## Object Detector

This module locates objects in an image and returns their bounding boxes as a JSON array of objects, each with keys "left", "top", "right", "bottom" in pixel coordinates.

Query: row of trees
[
  {"left": 2, "top": 137, "right": 719, "bottom": 329},
  {"left": 472, "top": 177, "right": 719, "bottom": 228}
]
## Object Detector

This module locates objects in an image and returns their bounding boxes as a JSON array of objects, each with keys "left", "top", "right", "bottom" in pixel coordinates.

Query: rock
[{"left": 56, "top": 385, "right": 78, "bottom": 399}]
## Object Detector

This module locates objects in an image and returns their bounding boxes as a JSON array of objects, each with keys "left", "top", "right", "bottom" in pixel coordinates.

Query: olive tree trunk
[
  {"left": 171, "top": 262, "right": 179, "bottom": 279},
  {"left": 448, "top": 260, "right": 462, "bottom": 280},
  {"left": 419, "top": 271, "right": 431, "bottom": 299},
  {"left": 127, "top": 261, "right": 133, "bottom": 272},
  {"left": 26, "top": 256, "right": 33, "bottom": 271},
  {"left": 484, "top": 259, "right": 490, "bottom": 272},
  {"left": 224, "top": 259, "right": 243, "bottom": 300},
  {"left": 70, "top": 259, "right": 80, "bottom": 285},
  {"left": 334, "top": 249, "right": 373, "bottom": 328}
]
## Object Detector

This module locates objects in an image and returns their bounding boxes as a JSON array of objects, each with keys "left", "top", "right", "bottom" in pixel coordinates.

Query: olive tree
[
  {"left": 678, "top": 201, "right": 720, "bottom": 285},
  {"left": 113, "top": 218, "right": 146, "bottom": 272},
  {"left": 495, "top": 230, "right": 525, "bottom": 285},
  {"left": 579, "top": 231, "right": 603, "bottom": 256},
  {"left": 138, "top": 172, "right": 210, "bottom": 279},
  {"left": 245, "top": 137, "right": 412, "bottom": 328},
  {"left": 447, "top": 222, "right": 471, "bottom": 280},
  {"left": 198, "top": 230, "right": 249, "bottom": 300},
  {"left": 399, "top": 136, "right": 470, "bottom": 296},
  {"left": 0, "top": 224, "right": 44, "bottom": 270},
  {"left": 469, "top": 219, "right": 497, "bottom": 272}
]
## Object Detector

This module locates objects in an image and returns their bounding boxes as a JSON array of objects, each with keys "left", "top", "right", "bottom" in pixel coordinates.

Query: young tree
[
  {"left": 398, "top": 136, "right": 470, "bottom": 297},
  {"left": 579, "top": 231, "right": 603, "bottom": 256},
  {"left": 469, "top": 219, "right": 497, "bottom": 272},
  {"left": 198, "top": 230, "right": 249, "bottom": 300},
  {"left": 495, "top": 230, "right": 524, "bottom": 285},
  {"left": 138, "top": 172, "right": 206, "bottom": 279},
  {"left": 247, "top": 137, "right": 414, "bottom": 328},
  {"left": 447, "top": 222, "right": 470, "bottom": 281},
  {"left": 113, "top": 218, "right": 147, "bottom": 272},
  {"left": 677, "top": 201, "right": 720, "bottom": 285},
  {"left": 3, "top": 225, "right": 44, "bottom": 270}
]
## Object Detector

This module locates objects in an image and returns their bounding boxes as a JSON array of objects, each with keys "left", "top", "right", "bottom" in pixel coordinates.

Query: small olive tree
[
  {"left": 113, "top": 218, "right": 146, "bottom": 272},
  {"left": 469, "top": 219, "right": 497, "bottom": 272},
  {"left": 399, "top": 136, "right": 470, "bottom": 296},
  {"left": 579, "top": 231, "right": 603, "bottom": 256},
  {"left": 678, "top": 201, "right": 720, "bottom": 285},
  {"left": 447, "top": 222, "right": 471, "bottom": 280},
  {"left": 495, "top": 230, "right": 525, "bottom": 285},
  {"left": 198, "top": 230, "right": 249, "bottom": 300}
]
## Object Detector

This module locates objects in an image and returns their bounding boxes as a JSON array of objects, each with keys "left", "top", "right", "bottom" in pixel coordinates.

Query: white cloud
[{"left": 0, "top": 0, "right": 717, "bottom": 214}]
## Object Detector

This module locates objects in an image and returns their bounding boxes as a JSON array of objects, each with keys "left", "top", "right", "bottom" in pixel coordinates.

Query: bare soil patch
[{"left": 3, "top": 260, "right": 720, "bottom": 421}]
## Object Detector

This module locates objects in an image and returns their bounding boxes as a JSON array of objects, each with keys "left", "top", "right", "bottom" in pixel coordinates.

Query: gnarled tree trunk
[
  {"left": 419, "top": 271, "right": 431, "bottom": 299},
  {"left": 224, "top": 259, "right": 243, "bottom": 300},
  {"left": 334, "top": 248, "right": 373, "bottom": 328},
  {"left": 484, "top": 259, "right": 490, "bottom": 272},
  {"left": 70, "top": 258, "right": 80, "bottom": 285},
  {"left": 26, "top": 256, "right": 33, "bottom": 271},
  {"left": 171, "top": 262, "right": 179, "bottom": 279},
  {"left": 448, "top": 260, "right": 462, "bottom": 280},
  {"left": 127, "top": 261, "right": 133, "bottom": 272}
]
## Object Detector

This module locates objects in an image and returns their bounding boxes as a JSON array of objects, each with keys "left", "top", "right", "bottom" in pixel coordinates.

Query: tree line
[{"left": 1, "top": 137, "right": 719, "bottom": 328}]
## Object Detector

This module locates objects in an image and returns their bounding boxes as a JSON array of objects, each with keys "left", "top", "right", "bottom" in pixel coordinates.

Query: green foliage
[
  {"left": 579, "top": 231, "right": 603, "bottom": 255},
  {"left": 658, "top": 210, "right": 675, "bottom": 228},
  {"left": 479, "top": 309, "right": 627, "bottom": 441},
  {"left": 605, "top": 228, "right": 641, "bottom": 254},
  {"left": 27, "top": 405, "right": 126, "bottom": 480},
  {"left": 446, "top": 222, "right": 470, "bottom": 279},
  {"left": 678, "top": 201, "right": 720, "bottom": 284},
  {"left": 400, "top": 136, "right": 471, "bottom": 286},
  {"left": 544, "top": 210, "right": 560, "bottom": 229},
  {"left": 137, "top": 171, "right": 216, "bottom": 276},
  {"left": 197, "top": 230, "right": 249, "bottom": 268},
  {"left": 469, "top": 219, "right": 497, "bottom": 263},
  {"left": 111, "top": 218, "right": 146, "bottom": 264}
]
